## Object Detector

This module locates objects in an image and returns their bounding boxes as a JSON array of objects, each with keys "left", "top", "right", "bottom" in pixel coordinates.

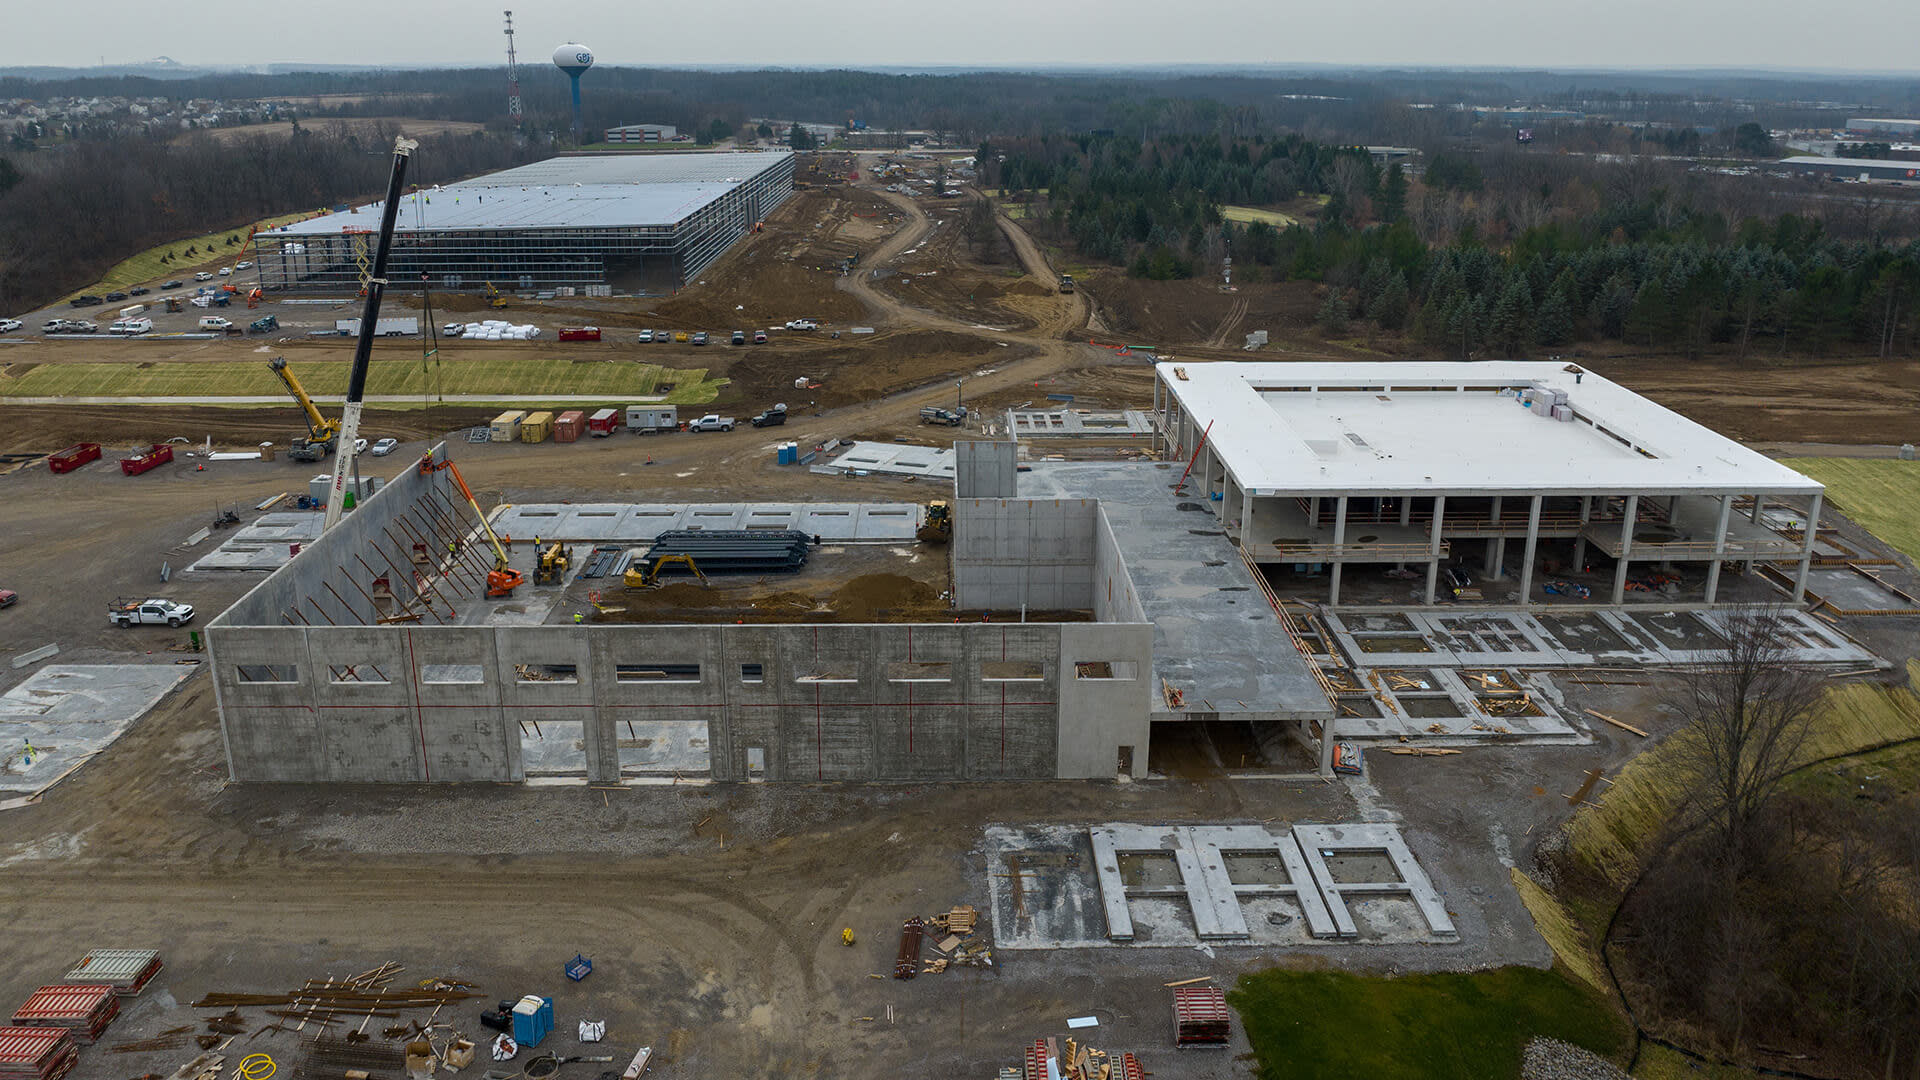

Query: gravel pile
[{"left": 1520, "top": 1037, "right": 1631, "bottom": 1080}]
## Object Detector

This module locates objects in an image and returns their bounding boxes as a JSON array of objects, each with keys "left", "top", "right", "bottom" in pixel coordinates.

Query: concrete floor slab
[
  {"left": 814, "top": 441, "right": 956, "bottom": 479},
  {"left": 1006, "top": 409, "right": 1154, "bottom": 439},
  {"left": 1803, "top": 566, "right": 1920, "bottom": 613},
  {"left": 1025, "top": 463, "right": 1334, "bottom": 726},
  {"left": 490, "top": 502, "right": 923, "bottom": 544},
  {"left": 189, "top": 512, "right": 326, "bottom": 571},
  {"left": 0, "top": 665, "right": 199, "bottom": 797}
]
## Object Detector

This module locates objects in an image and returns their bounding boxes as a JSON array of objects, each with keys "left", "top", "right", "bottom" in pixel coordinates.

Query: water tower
[{"left": 552, "top": 43, "right": 594, "bottom": 140}]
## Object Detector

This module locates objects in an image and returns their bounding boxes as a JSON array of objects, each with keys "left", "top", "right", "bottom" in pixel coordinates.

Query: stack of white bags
[{"left": 457, "top": 320, "right": 542, "bottom": 341}]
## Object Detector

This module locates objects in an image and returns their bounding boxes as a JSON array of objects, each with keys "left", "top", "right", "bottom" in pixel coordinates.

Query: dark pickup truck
[{"left": 750, "top": 405, "right": 789, "bottom": 428}]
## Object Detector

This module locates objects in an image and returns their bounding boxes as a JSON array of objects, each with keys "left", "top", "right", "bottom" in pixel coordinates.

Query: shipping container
[
  {"left": 624, "top": 405, "right": 679, "bottom": 433},
  {"left": 48, "top": 443, "right": 102, "bottom": 474},
  {"left": 553, "top": 409, "right": 587, "bottom": 442},
  {"left": 588, "top": 408, "right": 621, "bottom": 436},
  {"left": 490, "top": 411, "right": 527, "bottom": 442},
  {"left": 119, "top": 445, "right": 172, "bottom": 476},
  {"left": 557, "top": 327, "right": 601, "bottom": 342},
  {"left": 520, "top": 411, "right": 555, "bottom": 443}
]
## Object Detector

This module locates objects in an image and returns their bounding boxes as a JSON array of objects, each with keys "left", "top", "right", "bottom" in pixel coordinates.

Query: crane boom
[
  {"left": 324, "top": 135, "right": 418, "bottom": 532},
  {"left": 269, "top": 357, "right": 335, "bottom": 441}
]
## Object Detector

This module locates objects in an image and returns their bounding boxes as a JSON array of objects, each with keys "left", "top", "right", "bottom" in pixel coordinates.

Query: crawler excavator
[
  {"left": 419, "top": 454, "right": 524, "bottom": 597},
  {"left": 269, "top": 356, "right": 339, "bottom": 462}
]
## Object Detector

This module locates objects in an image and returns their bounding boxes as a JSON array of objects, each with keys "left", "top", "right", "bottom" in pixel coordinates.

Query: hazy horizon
[{"left": 6, "top": 0, "right": 1919, "bottom": 75}]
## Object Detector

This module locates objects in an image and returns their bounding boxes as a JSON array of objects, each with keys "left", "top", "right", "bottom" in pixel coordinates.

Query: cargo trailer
[{"left": 588, "top": 408, "right": 620, "bottom": 436}]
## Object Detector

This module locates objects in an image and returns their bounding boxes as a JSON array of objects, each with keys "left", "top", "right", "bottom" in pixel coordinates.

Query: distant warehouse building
[
  {"left": 1846, "top": 118, "right": 1920, "bottom": 137},
  {"left": 605, "top": 123, "right": 677, "bottom": 143},
  {"left": 255, "top": 151, "right": 793, "bottom": 294},
  {"left": 1779, "top": 155, "right": 1920, "bottom": 184}
]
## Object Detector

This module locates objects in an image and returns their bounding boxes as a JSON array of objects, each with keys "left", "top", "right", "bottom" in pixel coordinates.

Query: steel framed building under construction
[{"left": 254, "top": 151, "right": 794, "bottom": 294}]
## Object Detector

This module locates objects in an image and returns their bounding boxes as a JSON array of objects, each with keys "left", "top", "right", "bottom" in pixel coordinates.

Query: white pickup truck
[
  {"left": 687, "top": 414, "right": 736, "bottom": 432},
  {"left": 108, "top": 597, "right": 195, "bottom": 627}
]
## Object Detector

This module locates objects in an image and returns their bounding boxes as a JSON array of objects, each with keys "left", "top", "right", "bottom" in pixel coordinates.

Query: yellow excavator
[
  {"left": 418, "top": 455, "right": 524, "bottom": 597},
  {"left": 269, "top": 356, "right": 340, "bottom": 462},
  {"left": 485, "top": 281, "right": 509, "bottom": 310},
  {"left": 534, "top": 541, "right": 573, "bottom": 586},
  {"left": 624, "top": 553, "right": 709, "bottom": 589}
]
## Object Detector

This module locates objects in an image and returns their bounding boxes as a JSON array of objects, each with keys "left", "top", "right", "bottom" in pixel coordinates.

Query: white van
[
  {"left": 108, "top": 318, "right": 153, "bottom": 336},
  {"left": 199, "top": 316, "right": 235, "bottom": 332}
]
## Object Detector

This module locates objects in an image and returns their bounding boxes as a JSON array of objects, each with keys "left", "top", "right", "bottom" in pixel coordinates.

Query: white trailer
[
  {"left": 335, "top": 317, "right": 419, "bottom": 337},
  {"left": 624, "top": 406, "right": 679, "bottom": 433}
]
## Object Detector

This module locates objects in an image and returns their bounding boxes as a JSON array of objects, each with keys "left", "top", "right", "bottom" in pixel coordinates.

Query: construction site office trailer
[{"left": 490, "top": 411, "right": 527, "bottom": 442}]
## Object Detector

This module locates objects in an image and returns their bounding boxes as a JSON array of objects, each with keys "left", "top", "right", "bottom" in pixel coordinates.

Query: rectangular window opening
[
  {"left": 1074, "top": 660, "right": 1138, "bottom": 680},
  {"left": 421, "top": 664, "right": 484, "bottom": 684},
  {"left": 796, "top": 669, "right": 857, "bottom": 684},
  {"left": 616, "top": 662, "right": 701, "bottom": 683},
  {"left": 740, "top": 663, "right": 764, "bottom": 683},
  {"left": 328, "top": 664, "right": 389, "bottom": 684},
  {"left": 887, "top": 661, "right": 952, "bottom": 683},
  {"left": 981, "top": 660, "right": 1045, "bottom": 682},
  {"left": 236, "top": 664, "right": 299, "bottom": 684},
  {"left": 516, "top": 663, "right": 579, "bottom": 684}
]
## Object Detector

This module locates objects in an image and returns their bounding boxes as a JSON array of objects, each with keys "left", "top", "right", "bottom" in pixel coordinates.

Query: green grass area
[
  {"left": 1231, "top": 966, "right": 1628, "bottom": 1080},
  {"left": 1633, "top": 1044, "right": 1765, "bottom": 1079},
  {"left": 1786, "top": 737, "right": 1920, "bottom": 801},
  {"left": 70, "top": 211, "right": 317, "bottom": 301},
  {"left": 1221, "top": 205, "right": 1298, "bottom": 227},
  {"left": 0, "top": 358, "right": 725, "bottom": 406},
  {"left": 1776, "top": 457, "right": 1920, "bottom": 564}
]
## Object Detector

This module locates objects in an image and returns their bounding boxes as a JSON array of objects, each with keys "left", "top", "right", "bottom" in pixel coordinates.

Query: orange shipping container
[{"left": 554, "top": 409, "right": 587, "bottom": 443}]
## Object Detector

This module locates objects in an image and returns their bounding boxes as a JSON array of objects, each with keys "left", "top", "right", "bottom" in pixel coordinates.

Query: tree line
[
  {"left": 0, "top": 125, "right": 532, "bottom": 311},
  {"left": 984, "top": 133, "right": 1920, "bottom": 360}
]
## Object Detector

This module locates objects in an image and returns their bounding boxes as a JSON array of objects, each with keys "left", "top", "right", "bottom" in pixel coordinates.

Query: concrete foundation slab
[
  {"left": 189, "top": 512, "right": 326, "bottom": 571},
  {"left": 813, "top": 441, "right": 956, "bottom": 479},
  {"left": 490, "top": 502, "right": 924, "bottom": 544},
  {"left": 1006, "top": 409, "right": 1154, "bottom": 440},
  {"left": 1294, "top": 822, "right": 1457, "bottom": 939},
  {"left": 0, "top": 664, "right": 199, "bottom": 797}
]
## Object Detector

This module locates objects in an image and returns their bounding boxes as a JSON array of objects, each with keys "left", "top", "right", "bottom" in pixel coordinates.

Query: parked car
[
  {"left": 370, "top": 437, "right": 398, "bottom": 457},
  {"left": 108, "top": 597, "right": 194, "bottom": 628},
  {"left": 753, "top": 330, "right": 768, "bottom": 344},
  {"left": 353, "top": 438, "right": 369, "bottom": 455},
  {"left": 104, "top": 291, "right": 128, "bottom": 302},
  {"left": 691, "top": 331, "right": 709, "bottom": 346},
  {"left": 784, "top": 318, "right": 818, "bottom": 331},
  {"left": 441, "top": 322, "right": 465, "bottom": 337},
  {"left": 161, "top": 280, "right": 183, "bottom": 290},
  {"left": 750, "top": 404, "right": 788, "bottom": 427},
  {"left": 235, "top": 261, "right": 253, "bottom": 270},
  {"left": 0, "top": 318, "right": 21, "bottom": 333},
  {"left": 218, "top": 267, "right": 232, "bottom": 276},
  {"left": 0, "top": 589, "right": 16, "bottom": 609},
  {"left": 636, "top": 329, "right": 654, "bottom": 343},
  {"left": 129, "top": 286, "right": 150, "bottom": 296},
  {"left": 70, "top": 294, "right": 103, "bottom": 307},
  {"left": 687, "top": 413, "right": 735, "bottom": 432},
  {"left": 654, "top": 329, "right": 669, "bottom": 342},
  {"left": 731, "top": 330, "right": 746, "bottom": 345},
  {"left": 193, "top": 272, "right": 214, "bottom": 282}
]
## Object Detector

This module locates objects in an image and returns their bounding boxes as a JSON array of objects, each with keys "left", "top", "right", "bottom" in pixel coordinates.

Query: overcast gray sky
[{"left": 7, "top": 0, "right": 1920, "bottom": 72}]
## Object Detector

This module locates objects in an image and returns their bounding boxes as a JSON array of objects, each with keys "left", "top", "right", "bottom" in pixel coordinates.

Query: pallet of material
[
  {"left": 63, "top": 949, "right": 163, "bottom": 996},
  {"left": 894, "top": 917, "right": 925, "bottom": 980},
  {"left": 0, "top": 1027, "right": 78, "bottom": 1080},
  {"left": 1171, "top": 986, "right": 1230, "bottom": 1047},
  {"left": 10, "top": 986, "right": 118, "bottom": 1044},
  {"left": 1117, "top": 1052, "right": 1145, "bottom": 1080}
]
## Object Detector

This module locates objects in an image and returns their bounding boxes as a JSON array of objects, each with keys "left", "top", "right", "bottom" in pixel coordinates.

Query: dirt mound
[
  {"left": 718, "top": 329, "right": 1029, "bottom": 410},
  {"left": 831, "top": 573, "right": 938, "bottom": 619}
]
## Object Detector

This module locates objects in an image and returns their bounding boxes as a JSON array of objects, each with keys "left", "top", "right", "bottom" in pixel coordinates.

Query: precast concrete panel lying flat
[
  {"left": 0, "top": 665, "right": 199, "bottom": 798},
  {"left": 189, "top": 512, "right": 326, "bottom": 571},
  {"left": 814, "top": 441, "right": 957, "bottom": 479},
  {"left": 1294, "top": 822, "right": 1457, "bottom": 939}
]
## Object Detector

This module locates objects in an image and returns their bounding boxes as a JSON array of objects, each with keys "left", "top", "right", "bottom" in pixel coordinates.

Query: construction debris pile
[
  {"left": 1015, "top": 1037, "right": 1144, "bottom": 1080},
  {"left": 894, "top": 905, "right": 991, "bottom": 978}
]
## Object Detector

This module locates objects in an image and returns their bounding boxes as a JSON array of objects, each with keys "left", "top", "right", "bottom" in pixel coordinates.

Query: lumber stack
[{"left": 10, "top": 986, "right": 119, "bottom": 1044}]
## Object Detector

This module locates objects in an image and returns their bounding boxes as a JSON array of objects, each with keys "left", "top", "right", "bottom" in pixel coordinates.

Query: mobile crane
[
  {"left": 418, "top": 454, "right": 524, "bottom": 598},
  {"left": 269, "top": 356, "right": 340, "bottom": 462}
]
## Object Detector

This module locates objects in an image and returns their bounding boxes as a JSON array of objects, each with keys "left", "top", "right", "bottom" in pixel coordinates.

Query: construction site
[{"left": 4, "top": 130, "right": 1920, "bottom": 1080}]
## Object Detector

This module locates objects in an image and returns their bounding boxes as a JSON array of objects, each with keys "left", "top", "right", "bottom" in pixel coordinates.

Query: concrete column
[
  {"left": 1749, "top": 493, "right": 1764, "bottom": 525},
  {"left": 1488, "top": 495, "right": 1504, "bottom": 579},
  {"left": 1611, "top": 494, "right": 1639, "bottom": 605},
  {"left": 1399, "top": 496, "right": 1412, "bottom": 526},
  {"left": 1793, "top": 492, "right": 1823, "bottom": 603},
  {"left": 1517, "top": 495, "right": 1543, "bottom": 607},
  {"left": 1309, "top": 497, "right": 1321, "bottom": 529},
  {"left": 1572, "top": 495, "right": 1591, "bottom": 573},
  {"left": 1424, "top": 496, "right": 1447, "bottom": 604},
  {"left": 1329, "top": 496, "right": 1349, "bottom": 606},
  {"left": 1242, "top": 488, "right": 1256, "bottom": 550},
  {"left": 1704, "top": 493, "right": 1733, "bottom": 604}
]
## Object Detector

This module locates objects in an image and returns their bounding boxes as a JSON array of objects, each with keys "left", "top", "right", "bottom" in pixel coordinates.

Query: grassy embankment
[
  {"left": 0, "top": 359, "right": 726, "bottom": 406},
  {"left": 1777, "top": 457, "right": 1920, "bottom": 563},
  {"left": 65, "top": 210, "right": 318, "bottom": 302}
]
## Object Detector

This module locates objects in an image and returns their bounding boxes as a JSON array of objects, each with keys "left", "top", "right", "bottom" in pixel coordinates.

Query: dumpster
[
  {"left": 119, "top": 445, "right": 173, "bottom": 476},
  {"left": 49, "top": 443, "right": 102, "bottom": 474}
]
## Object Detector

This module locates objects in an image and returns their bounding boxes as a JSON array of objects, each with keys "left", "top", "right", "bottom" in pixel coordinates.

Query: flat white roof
[
  {"left": 273, "top": 151, "right": 792, "bottom": 235},
  {"left": 1157, "top": 361, "right": 1822, "bottom": 497}
]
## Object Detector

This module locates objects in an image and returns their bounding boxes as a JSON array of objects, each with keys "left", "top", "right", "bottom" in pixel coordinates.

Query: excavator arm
[{"left": 269, "top": 356, "right": 339, "bottom": 442}]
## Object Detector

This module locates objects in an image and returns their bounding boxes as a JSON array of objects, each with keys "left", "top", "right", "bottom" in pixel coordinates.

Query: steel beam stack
[{"left": 636, "top": 530, "right": 812, "bottom": 577}]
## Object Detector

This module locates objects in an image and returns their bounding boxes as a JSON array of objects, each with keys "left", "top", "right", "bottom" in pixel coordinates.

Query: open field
[
  {"left": 1221, "top": 204, "right": 1297, "bottom": 226},
  {"left": 65, "top": 210, "right": 319, "bottom": 301},
  {"left": 1776, "top": 457, "right": 1920, "bottom": 563},
  {"left": 182, "top": 117, "right": 485, "bottom": 143},
  {"left": 1230, "top": 966, "right": 1627, "bottom": 1079},
  {"left": 0, "top": 357, "right": 724, "bottom": 404}
]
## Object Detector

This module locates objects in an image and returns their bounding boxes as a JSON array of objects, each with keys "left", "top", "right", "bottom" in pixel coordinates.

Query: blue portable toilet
[{"left": 511, "top": 995, "right": 554, "bottom": 1047}]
